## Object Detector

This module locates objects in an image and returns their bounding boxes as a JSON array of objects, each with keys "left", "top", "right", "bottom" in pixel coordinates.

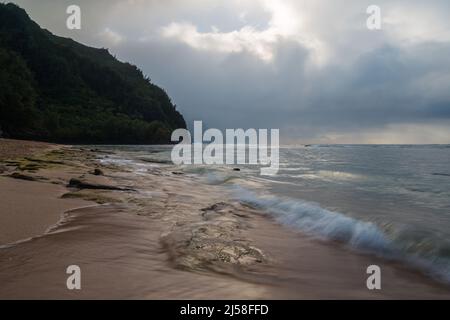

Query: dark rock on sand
[
  {"left": 233, "top": 168, "right": 241, "bottom": 171},
  {"left": 91, "top": 168, "right": 104, "bottom": 176},
  {"left": 9, "top": 172, "right": 37, "bottom": 181},
  {"left": 68, "top": 178, "right": 133, "bottom": 191},
  {"left": 24, "top": 157, "right": 64, "bottom": 165}
]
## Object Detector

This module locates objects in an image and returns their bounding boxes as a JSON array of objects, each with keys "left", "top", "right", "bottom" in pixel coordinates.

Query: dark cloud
[{"left": 5, "top": 0, "right": 450, "bottom": 143}]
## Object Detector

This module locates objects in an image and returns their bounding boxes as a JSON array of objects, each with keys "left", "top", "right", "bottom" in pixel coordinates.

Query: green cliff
[{"left": 0, "top": 3, "right": 186, "bottom": 144}]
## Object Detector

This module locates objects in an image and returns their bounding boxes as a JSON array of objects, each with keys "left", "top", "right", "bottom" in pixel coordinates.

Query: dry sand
[{"left": 0, "top": 139, "right": 449, "bottom": 299}]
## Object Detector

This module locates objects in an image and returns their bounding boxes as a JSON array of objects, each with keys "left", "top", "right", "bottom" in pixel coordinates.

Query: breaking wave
[{"left": 233, "top": 187, "right": 450, "bottom": 283}]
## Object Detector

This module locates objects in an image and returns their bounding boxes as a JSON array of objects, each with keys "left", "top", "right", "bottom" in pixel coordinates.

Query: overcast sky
[{"left": 6, "top": 0, "right": 450, "bottom": 143}]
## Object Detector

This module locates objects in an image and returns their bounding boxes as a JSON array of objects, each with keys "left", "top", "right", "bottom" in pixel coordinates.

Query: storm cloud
[{"left": 6, "top": 0, "right": 450, "bottom": 143}]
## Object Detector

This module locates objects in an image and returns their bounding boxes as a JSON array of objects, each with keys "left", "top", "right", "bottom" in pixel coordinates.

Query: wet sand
[
  {"left": 0, "top": 139, "right": 90, "bottom": 244},
  {"left": 0, "top": 139, "right": 449, "bottom": 299},
  {"left": 0, "top": 178, "right": 90, "bottom": 245}
]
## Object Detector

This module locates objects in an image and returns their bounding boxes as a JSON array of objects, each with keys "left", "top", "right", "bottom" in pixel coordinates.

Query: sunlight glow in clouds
[
  {"left": 161, "top": 0, "right": 327, "bottom": 64},
  {"left": 99, "top": 27, "right": 124, "bottom": 46},
  {"left": 10, "top": 0, "right": 450, "bottom": 143}
]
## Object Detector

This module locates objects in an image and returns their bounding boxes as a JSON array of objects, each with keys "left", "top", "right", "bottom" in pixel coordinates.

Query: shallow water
[
  {"left": 259, "top": 145, "right": 450, "bottom": 282},
  {"left": 2, "top": 144, "right": 449, "bottom": 298},
  {"left": 100, "top": 144, "right": 450, "bottom": 283}
]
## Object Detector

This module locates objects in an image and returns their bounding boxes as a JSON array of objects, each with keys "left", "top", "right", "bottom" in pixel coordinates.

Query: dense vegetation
[{"left": 0, "top": 3, "right": 186, "bottom": 144}]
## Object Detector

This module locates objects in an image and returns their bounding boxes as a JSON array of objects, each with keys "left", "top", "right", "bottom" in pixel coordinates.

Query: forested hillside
[{"left": 0, "top": 3, "right": 186, "bottom": 144}]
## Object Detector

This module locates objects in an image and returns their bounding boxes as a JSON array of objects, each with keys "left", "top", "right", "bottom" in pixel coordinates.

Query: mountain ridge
[{"left": 0, "top": 3, "right": 186, "bottom": 144}]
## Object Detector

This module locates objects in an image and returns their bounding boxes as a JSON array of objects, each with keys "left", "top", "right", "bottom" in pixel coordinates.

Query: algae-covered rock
[{"left": 160, "top": 202, "right": 266, "bottom": 274}]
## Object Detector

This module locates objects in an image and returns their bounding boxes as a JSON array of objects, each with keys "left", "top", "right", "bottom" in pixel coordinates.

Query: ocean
[{"left": 99, "top": 144, "right": 450, "bottom": 283}]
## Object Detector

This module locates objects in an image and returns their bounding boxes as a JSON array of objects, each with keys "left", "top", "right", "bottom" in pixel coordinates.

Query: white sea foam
[
  {"left": 233, "top": 187, "right": 393, "bottom": 253},
  {"left": 232, "top": 187, "right": 450, "bottom": 283}
]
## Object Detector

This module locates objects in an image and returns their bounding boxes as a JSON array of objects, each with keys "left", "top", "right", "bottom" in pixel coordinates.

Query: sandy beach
[
  {"left": 0, "top": 139, "right": 91, "bottom": 244},
  {"left": 0, "top": 139, "right": 449, "bottom": 299}
]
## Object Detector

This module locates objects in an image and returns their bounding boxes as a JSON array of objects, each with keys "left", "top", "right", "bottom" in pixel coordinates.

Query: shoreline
[
  {"left": 0, "top": 178, "right": 92, "bottom": 246},
  {"left": 0, "top": 139, "right": 92, "bottom": 245},
  {"left": 0, "top": 139, "right": 449, "bottom": 299}
]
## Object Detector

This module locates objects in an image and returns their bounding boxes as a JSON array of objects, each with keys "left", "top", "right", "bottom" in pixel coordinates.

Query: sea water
[{"left": 101, "top": 144, "right": 450, "bottom": 282}]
